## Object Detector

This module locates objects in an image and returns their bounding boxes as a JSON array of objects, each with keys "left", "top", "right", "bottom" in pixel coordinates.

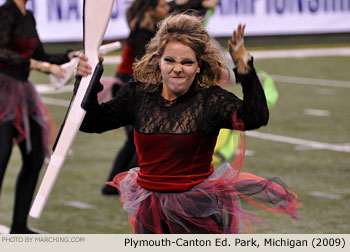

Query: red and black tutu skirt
[
  {"left": 108, "top": 160, "right": 301, "bottom": 234},
  {"left": 0, "top": 72, "right": 52, "bottom": 154}
]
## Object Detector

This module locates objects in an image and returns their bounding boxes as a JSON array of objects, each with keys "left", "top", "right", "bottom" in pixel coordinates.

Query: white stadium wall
[{"left": 1, "top": 0, "right": 349, "bottom": 42}]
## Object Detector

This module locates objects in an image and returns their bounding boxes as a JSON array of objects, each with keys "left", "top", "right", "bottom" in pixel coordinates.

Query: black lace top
[
  {"left": 0, "top": 0, "right": 70, "bottom": 81},
  {"left": 81, "top": 64, "right": 269, "bottom": 136},
  {"left": 81, "top": 62, "right": 268, "bottom": 190}
]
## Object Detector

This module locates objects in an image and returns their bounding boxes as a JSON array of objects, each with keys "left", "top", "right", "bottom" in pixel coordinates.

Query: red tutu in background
[{"left": 0, "top": 73, "right": 51, "bottom": 155}]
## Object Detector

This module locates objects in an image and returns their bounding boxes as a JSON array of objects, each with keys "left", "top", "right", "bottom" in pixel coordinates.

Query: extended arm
[
  {"left": 205, "top": 25, "right": 268, "bottom": 133},
  {"left": 77, "top": 53, "right": 135, "bottom": 133}
]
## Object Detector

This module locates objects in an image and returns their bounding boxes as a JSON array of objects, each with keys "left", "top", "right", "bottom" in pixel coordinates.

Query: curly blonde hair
[{"left": 133, "top": 13, "right": 227, "bottom": 91}]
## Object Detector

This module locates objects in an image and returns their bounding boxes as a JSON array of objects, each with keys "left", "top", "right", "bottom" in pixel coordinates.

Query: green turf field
[{"left": 0, "top": 45, "right": 349, "bottom": 234}]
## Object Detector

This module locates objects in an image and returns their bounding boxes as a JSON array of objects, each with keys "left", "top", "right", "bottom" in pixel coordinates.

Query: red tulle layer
[
  {"left": 0, "top": 73, "right": 51, "bottom": 154},
  {"left": 108, "top": 162, "right": 301, "bottom": 234},
  {"left": 107, "top": 111, "right": 301, "bottom": 233}
]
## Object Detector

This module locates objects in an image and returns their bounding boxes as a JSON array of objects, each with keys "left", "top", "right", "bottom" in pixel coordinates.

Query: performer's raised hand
[{"left": 228, "top": 24, "right": 251, "bottom": 74}]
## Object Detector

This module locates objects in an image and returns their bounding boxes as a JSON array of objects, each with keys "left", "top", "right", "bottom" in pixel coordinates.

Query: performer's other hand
[
  {"left": 228, "top": 24, "right": 251, "bottom": 74},
  {"left": 30, "top": 59, "right": 65, "bottom": 78},
  {"left": 50, "top": 64, "right": 65, "bottom": 78}
]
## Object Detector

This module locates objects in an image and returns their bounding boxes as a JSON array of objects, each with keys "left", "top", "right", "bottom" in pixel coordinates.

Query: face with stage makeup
[
  {"left": 158, "top": 40, "right": 200, "bottom": 101},
  {"left": 133, "top": 14, "right": 227, "bottom": 92}
]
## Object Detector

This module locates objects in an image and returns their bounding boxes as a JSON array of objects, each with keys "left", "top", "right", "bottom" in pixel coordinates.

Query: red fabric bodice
[{"left": 134, "top": 130, "right": 217, "bottom": 191}]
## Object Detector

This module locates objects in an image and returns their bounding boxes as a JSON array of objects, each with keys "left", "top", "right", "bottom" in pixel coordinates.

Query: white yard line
[
  {"left": 266, "top": 74, "right": 350, "bottom": 88},
  {"left": 251, "top": 47, "right": 350, "bottom": 59},
  {"left": 304, "top": 109, "right": 330, "bottom": 117},
  {"left": 308, "top": 191, "right": 343, "bottom": 200},
  {"left": 64, "top": 201, "right": 97, "bottom": 210},
  {"left": 246, "top": 131, "right": 350, "bottom": 153},
  {"left": 41, "top": 96, "right": 70, "bottom": 107},
  {"left": 35, "top": 84, "right": 73, "bottom": 94}
]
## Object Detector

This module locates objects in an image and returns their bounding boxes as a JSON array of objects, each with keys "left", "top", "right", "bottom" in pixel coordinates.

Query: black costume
[
  {"left": 102, "top": 0, "right": 212, "bottom": 195},
  {"left": 0, "top": 0, "right": 70, "bottom": 233},
  {"left": 80, "top": 61, "right": 300, "bottom": 233}
]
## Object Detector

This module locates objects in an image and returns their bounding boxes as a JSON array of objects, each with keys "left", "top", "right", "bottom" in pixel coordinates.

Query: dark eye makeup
[
  {"left": 181, "top": 60, "right": 195, "bottom": 65},
  {"left": 163, "top": 57, "right": 175, "bottom": 63},
  {"left": 163, "top": 57, "right": 195, "bottom": 65}
]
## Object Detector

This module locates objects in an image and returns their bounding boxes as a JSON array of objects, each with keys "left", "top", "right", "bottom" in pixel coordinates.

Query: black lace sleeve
[
  {"left": 204, "top": 60, "right": 269, "bottom": 134},
  {"left": 237, "top": 60, "right": 269, "bottom": 130},
  {"left": 29, "top": 13, "right": 70, "bottom": 64},
  {"left": 32, "top": 41, "right": 70, "bottom": 65},
  {"left": 0, "top": 6, "right": 30, "bottom": 68},
  {"left": 80, "top": 81, "right": 135, "bottom": 133}
]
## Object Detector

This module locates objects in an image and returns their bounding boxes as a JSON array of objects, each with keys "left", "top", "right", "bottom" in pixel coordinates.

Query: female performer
[
  {"left": 0, "top": 0, "right": 74, "bottom": 233},
  {"left": 78, "top": 13, "right": 300, "bottom": 233},
  {"left": 102, "top": 0, "right": 218, "bottom": 195}
]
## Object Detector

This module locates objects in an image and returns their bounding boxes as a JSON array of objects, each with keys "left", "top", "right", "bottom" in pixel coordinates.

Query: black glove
[
  {"left": 233, "top": 57, "right": 255, "bottom": 83},
  {"left": 76, "top": 62, "right": 104, "bottom": 110}
]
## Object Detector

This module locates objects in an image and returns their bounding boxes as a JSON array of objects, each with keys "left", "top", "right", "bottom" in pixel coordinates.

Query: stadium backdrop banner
[{"left": 1, "top": 0, "right": 349, "bottom": 42}]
